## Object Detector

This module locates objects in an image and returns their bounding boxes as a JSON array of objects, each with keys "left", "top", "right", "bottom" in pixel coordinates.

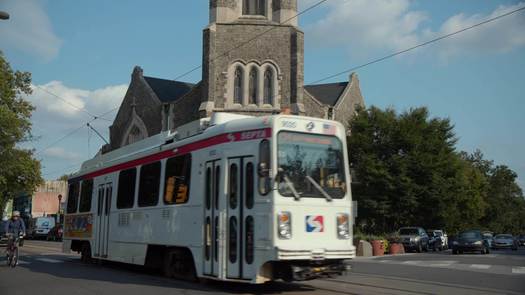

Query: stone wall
[
  {"left": 202, "top": 22, "right": 304, "bottom": 113},
  {"left": 109, "top": 67, "right": 163, "bottom": 150},
  {"left": 303, "top": 89, "right": 327, "bottom": 119},
  {"left": 333, "top": 73, "right": 365, "bottom": 128}
]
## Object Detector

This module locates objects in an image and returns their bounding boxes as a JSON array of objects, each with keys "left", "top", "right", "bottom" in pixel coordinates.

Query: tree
[
  {"left": 0, "top": 51, "right": 43, "bottom": 215},
  {"left": 462, "top": 151, "right": 525, "bottom": 234},
  {"left": 348, "top": 106, "right": 487, "bottom": 234}
]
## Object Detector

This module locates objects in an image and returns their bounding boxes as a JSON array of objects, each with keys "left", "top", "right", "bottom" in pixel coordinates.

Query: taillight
[
  {"left": 337, "top": 213, "right": 350, "bottom": 239},
  {"left": 277, "top": 212, "right": 292, "bottom": 239}
]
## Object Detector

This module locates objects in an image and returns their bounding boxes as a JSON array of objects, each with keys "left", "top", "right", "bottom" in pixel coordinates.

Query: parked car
[
  {"left": 452, "top": 230, "right": 490, "bottom": 254},
  {"left": 0, "top": 220, "right": 8, "bottom": 247},
  {"left": 399, "top": 227, "right": 429, "bottom": 253},
  {"left": 428, "top": 229, "right": 448, "bottom": 250},
  {"left": 518, "top": 235, "right": 525, "bottom": 247},
  {"left": 46, "top": 224, "right": 63, "bottom": 241},
  {"left": 493, "top": 234, "right": 519, "bottom": 250},
  {"left": 29, "top": 217, "right": 56, "bottom": 239}
]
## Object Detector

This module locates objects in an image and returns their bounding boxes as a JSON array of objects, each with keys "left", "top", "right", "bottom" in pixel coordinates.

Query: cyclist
[{"left": 4, "top": 211, "right": 26, "bottom": 257}]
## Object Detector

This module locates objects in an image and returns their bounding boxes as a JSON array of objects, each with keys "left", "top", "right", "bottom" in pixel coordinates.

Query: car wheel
[
  {"left": 452, "top": 249, "right": 458, "bottom": 255},
  {"left": 417, "top": 243, "right": 422, "bottom": 253},
  {"left": 485, "top": 248, "right": 490, "bottom": 254}
]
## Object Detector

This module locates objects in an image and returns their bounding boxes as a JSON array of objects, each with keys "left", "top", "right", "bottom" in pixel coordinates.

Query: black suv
[{"left": 399, "top": 227, "right": 429, "bottom": 252}]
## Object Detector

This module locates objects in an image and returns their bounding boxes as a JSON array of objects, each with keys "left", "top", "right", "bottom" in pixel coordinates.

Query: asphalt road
[{"left": 0, "top": 240, "right": 524, "bottom": 295}]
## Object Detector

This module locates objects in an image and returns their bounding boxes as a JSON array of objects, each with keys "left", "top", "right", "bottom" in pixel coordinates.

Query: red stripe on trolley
[{"left": 76, "top": 128, "right": 271, "bottom": 181}]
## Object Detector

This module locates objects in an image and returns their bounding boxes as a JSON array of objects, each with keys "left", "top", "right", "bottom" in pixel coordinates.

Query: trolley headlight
[
  {"left": 337, "top": 213, "right": 350, "bottom": 240},
  {"left": 277, "top": 212, "right": 292, "bottom": 239}
]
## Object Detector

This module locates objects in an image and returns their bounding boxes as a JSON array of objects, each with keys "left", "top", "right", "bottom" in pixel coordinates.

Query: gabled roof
[
  {"left": 143, "top": 76, "right": 195, "bottom": 103},
  {"left": 304, "top": 82, "right": 349, "bottom": 106}
]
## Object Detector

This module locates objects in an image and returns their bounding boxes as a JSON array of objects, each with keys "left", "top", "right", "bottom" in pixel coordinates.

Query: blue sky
[{"left": 1, "top": 0, "right": 524, "bottom": 188}]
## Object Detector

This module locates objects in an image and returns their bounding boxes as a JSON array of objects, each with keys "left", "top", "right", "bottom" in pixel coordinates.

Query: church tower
[{"left": 201, "top": 0, "right": 304, "bottom": 117}]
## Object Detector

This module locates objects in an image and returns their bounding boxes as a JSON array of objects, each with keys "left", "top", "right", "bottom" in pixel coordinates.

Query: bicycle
[{"left": 5, "top": 233, "right": 24, "bottom": 268}]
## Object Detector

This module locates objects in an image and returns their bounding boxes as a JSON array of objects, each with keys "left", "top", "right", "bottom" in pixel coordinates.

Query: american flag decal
[{"left": 323, "top": 124, "right": 336, "bottom": 135}]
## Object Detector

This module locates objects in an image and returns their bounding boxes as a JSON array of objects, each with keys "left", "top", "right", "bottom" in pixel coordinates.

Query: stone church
[{"left": 108, "top": 0, "right": 365, "bottom": 152}]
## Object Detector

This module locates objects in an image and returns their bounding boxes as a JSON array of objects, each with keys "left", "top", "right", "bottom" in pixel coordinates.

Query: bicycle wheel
[
  {"left": 6, "top": 251, "right": 12, "bottom": 266},
  {"left": 10, "top": 247, "right": 18, "bottom": 268}
]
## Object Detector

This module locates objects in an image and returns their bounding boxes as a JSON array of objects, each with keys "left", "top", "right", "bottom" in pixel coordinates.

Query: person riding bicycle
[{"left": 4, "top": 211, "right": 26, "bottom": 251}]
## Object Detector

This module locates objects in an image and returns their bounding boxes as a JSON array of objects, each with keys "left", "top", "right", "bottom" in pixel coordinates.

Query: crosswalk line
[
  {"left": 35, "top": 258, "right": 63, "bottom": 263},
  {"left": 512, "top": 267, "right": 525, "bottom": 274},
  {"left": 470, "top": 264, "right": 491, "bottom": 269}
]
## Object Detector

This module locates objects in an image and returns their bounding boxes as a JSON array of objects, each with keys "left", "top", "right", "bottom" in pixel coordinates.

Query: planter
[
  {"left": 389, "top": 243, "right": 405, "bottom": 255},
  {"left": 371, "top": 240, "right": 385, "bottom": 256}
]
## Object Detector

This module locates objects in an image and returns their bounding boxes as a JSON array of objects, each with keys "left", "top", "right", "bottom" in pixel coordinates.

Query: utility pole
[{"left": 0, "top": 11, "right": 9, "bottom": 20}]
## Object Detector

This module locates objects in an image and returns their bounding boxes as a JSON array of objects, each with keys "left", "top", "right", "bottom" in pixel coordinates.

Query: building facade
[
  {"left": 107, "top": 0, "right": 365, "bottom": 152},
  {"left": 12, "top": 181, "right": 67, "bottom": 219}
]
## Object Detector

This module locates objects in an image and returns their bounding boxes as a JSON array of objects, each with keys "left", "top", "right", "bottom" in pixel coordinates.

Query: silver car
[{"left": 493, "top": 234, "right": 518, "bottom": 250}]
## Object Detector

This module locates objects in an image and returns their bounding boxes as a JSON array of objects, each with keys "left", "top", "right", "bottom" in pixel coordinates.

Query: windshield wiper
[
  {"left": 283, "top": 174, "right": 302, "bottom": 201},
  {"left": 306, "top": 175, "right": 333, "bottom": 202}
]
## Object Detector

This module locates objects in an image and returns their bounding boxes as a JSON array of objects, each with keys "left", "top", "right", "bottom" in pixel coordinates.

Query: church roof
[
  {"left": 144, "top": 76, "right": 195, "bottom": 103},
  {"left": 304, "top": 82, "right": 349, "bottom": 106}
]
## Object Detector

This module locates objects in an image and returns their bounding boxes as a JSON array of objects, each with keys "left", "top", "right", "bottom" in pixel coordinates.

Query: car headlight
[
  {"left": 453, "top": 241, "right": 459, "bottom": 245},
  {"left": 336, "top": 213, "right": 350, "bottom": 240},
  {"left": 474, "top": 241, "right": 482, "bottom": 245},
  {"left": 277, "top": 212, "right": 292, "bottom": 239}
]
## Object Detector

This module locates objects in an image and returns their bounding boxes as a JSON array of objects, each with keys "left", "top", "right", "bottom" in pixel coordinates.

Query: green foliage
[
  {"left": 0, "top": 51, "right": 43, "bottom": 214},
  {"left": 348, "top": 106, "right": 524, "bottom": 235}
]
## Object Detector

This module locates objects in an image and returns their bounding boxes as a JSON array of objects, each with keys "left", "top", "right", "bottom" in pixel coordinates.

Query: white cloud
[
  {"left": 305, "top": 0, "right": 525, "bottom": 60},
  {"left": 30, "top": 81, "right": 127, "bottom": 121},
  {"left": 43, "top": 147, "right": 82, "bottom": 161},
  {"left": 0, "top": 0, "right": 62, "bottom": 61},
  {"left": 423, "top": 3, "right": 525, "bottom": 59}
]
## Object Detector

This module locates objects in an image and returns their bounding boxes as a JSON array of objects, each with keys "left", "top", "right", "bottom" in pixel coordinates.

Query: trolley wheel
[
  {"left": 80, "top": 242, "right": 92, "bottom": 264},
  {"left": 163, "top": 249, "right": 197, "bottom": 282}
]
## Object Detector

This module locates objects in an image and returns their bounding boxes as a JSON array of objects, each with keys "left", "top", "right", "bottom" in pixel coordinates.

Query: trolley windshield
[{"left": 277, "top": 131, "right": 347, "bottom": 199}]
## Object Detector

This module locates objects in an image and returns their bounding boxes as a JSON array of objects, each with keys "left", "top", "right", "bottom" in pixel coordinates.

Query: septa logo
[{"left": 306, "top": 215, "right": 324, "bottom": 233}]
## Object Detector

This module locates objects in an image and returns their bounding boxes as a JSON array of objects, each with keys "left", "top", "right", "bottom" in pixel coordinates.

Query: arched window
[
  {"left": 234, "top": 67, "right": 243, "bottom": 104},
  {"left": 248, "top": 68, "right": 258, "bottom": 105},
  {"left": 243, "top": 0, "right": 265, "bottom": 16},
  {"left": 126, "top": 125, "right": 144, "bottom": 145},
  {"left": 263, "top": 69, "right": 273, "bottom": 105}
]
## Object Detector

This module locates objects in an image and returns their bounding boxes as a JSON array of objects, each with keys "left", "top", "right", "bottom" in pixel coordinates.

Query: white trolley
[{"left": 63, "top": 113, "right": 355, "bottom": 283}]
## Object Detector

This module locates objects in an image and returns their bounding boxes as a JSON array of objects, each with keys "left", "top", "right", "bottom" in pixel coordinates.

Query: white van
[{"left": 31, "top": 217, "right": 56, "bottom": 239}]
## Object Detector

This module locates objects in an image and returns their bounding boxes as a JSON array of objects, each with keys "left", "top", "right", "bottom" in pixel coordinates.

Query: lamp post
[
  {"left": 57, "top": 194, "right": 62, "bottom": 223},
  {"left": 0, "top": 11, "right": 9, "bottom": 20}
]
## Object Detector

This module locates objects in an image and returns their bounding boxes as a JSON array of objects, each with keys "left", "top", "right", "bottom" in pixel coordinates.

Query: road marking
[
  {"left": 470, "top": 264, "right": 491, "bottom": 269},
  {"left": 512, "top": 267, "right": 525, "bottom": 274},
  {"left": 429, "top": 263, "right": 453, "bottom": 267},
  {"left": 402, "top": 260, "right": 423, "bottom": 265},
  {"left": 35, "top": 257, "right": 63, "bottom": 263}
]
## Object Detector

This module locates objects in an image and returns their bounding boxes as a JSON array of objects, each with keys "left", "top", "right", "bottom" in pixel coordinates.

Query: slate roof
[
  {"left": 304, "top": 82, "right": 349, "bottom": 106},
  {"left": 144, "top": 76, "right": 195, "bottom": 103}
]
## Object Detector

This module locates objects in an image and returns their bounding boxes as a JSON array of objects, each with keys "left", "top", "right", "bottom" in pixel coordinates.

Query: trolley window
[
  {"left": 229, "top": 163, "right": 238, "bottom": 209},
  {"left": 277, "top": 132, "right": 347, "bottom": 199},
  {"left": 246, "top": 162, "right": 254, "bottom": 209},
  {"left": 79, "top": 179, "right": 93, "bottom": 212},
  {"left": 66, "top": 182, "right": 80, "bottom": 213},
  {"left": 138, "top": 161, "right": 161, "bottom": 207},
  {"left": 117, "top": 168, "right": 137, "bottom": 209},
  {"left": 164, "top": 154, "right": 192, "bottom": 204}
]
